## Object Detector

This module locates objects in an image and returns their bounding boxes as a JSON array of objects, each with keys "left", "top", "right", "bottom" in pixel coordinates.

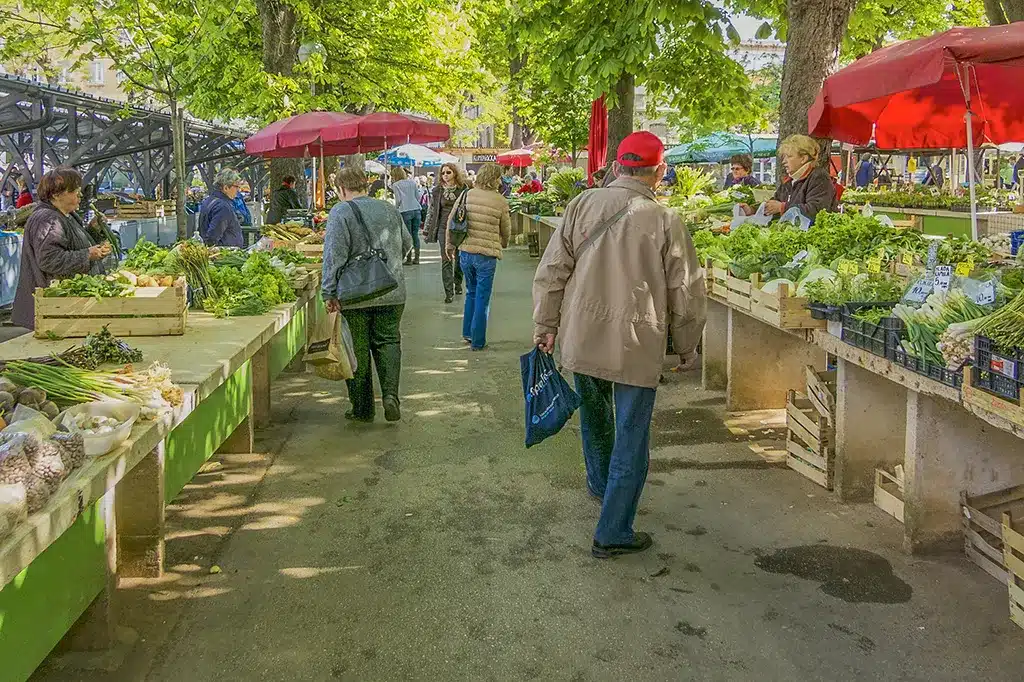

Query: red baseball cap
[{"left": 617, "top": 131, "right": 665, "bottom": 167}]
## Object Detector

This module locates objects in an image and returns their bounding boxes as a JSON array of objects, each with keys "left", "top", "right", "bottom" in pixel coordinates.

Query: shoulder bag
[
  {"left": 448, "top": 189, "right": 470, "bottom": 248},
  {"left": 334, "top": 200, "right": 399, "bottom": 305}
]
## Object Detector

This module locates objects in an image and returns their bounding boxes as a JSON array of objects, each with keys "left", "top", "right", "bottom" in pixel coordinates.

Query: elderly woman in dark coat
[{"left": 12, "top": 167, "right": 111, "bottom": 330}]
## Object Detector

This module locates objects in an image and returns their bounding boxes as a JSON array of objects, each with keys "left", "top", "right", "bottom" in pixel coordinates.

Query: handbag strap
[
  {"left": 575, "top": 191, "right": 645, "bottom": 260},
  {"left": 346, "top": 199, "right": 374, "bottom": 245}
]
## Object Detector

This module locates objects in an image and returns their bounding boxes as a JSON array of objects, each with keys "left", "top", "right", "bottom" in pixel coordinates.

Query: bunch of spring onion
[
  {"left": 893, "top": 290, "right": 990, "bottom": 367},
  {"left": 970, "top": 289, "right": 1024, "bottom": 349},
  {"left": 2, "top": 361, "right": 179, "bottom": 417}
]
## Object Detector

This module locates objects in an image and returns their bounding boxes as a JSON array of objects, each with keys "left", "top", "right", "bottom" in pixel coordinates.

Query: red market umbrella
[
  {"left": 587, "top": 96, "right": 608, "bottom": 186},
  {"left": 244, "top": 112, "right": 362, "bottom": 157},
  {"left": 319, "top": 112, "right": 450, "bottom": 150},
  {"left": 807, "top": 24, "right": 1024, "bottom": 238},
  {"left": 497, "top": 148, "right": 534, "bottom": 168}
]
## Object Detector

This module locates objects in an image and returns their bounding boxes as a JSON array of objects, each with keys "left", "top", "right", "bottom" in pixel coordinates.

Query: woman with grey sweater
[{"left": 322, "top": 166, "right": 413, "bottom": 423}]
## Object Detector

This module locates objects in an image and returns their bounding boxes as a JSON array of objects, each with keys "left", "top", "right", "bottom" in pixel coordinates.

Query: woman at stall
[
  {"left": 424, "top": 162, "right": 469, "bottom": 304},
  {"left": 446, "top": 163, "right": 510, "bottom": 351},
  {"left": 198, "top": 168, "right": 244, "bottom": 247},
  {"left": 12, "top": 167, "right": 111, "bottom": 330},
  {"left": 322, "top": 166, "right": 413, "bottom": 424},
  {"left": 741, "top": 134, "right": 837, "bottom": 222},
  {"left": 724, "top": 154, "right": 758, "bottom": 188}
]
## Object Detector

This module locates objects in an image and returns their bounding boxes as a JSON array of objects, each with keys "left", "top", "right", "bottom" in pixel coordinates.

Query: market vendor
[
  {"left": 12, "top": 167, "right": 112, "bottom": 330},
  {"left": 266, "top": 175, "right": 302, "bottom": 224},
  {"left": 724, "top": 154, "right": 758, "bottom": 188},
  {"left": 198, "top": 167, "right": 244, "bottom": 248},
  {"left": 741, "top": 134, "right": 837, "bottom": 222}
]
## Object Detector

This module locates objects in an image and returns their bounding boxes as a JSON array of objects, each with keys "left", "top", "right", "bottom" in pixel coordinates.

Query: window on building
[{"left": 89, "top": 60, "right": 105, "bottom": 85}]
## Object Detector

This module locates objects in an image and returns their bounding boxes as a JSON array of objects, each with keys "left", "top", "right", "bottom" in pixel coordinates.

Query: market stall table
[{"left": 0, "top": 285, "right": 322, "bottom": 682}]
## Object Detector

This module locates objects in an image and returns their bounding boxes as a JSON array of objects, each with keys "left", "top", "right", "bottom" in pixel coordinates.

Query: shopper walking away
[
  {"left": 12, "top": 167, "right": 111, "bottom": 330},
  {"left": 448, "top": 163, "right": 510, "bottom": 350},
  {"left": 390, "top": 167, "right": 424, "bottom": 265},
  {"left": 424, "top": 162, "right": 468, "bottom": 303},
  {"left": 532, "top": 132, "right": 707, "bottom": 558},
  {"left": 14, "top": 175, "right": 33, "bottom": 208},
  {"left": 198, "top": 168, "right": 245, "bottom": 247},
  {"left": 266, "top": 175, "right": 302, "bottom": 224},
  {"left": 854, "top": 154, "right": 876, "bottom": 188},
  {"left": 322, "top": 166, "right": 413, "bottom": 423}
]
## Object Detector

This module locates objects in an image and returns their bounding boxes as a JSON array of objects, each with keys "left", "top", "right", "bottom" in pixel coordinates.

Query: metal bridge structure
[{"left": 0, "top": 74, "right": 266, "bottom": 199}]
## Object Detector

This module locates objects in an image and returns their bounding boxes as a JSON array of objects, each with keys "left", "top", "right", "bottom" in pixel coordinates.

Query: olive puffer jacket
[{"left": 448, "top": 188, "right": 510, "bottom": 259}]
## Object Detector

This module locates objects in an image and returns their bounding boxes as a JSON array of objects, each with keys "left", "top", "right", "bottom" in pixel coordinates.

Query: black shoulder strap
[{"left": 346, "top": 200, "right": 372, "bottom": 242}]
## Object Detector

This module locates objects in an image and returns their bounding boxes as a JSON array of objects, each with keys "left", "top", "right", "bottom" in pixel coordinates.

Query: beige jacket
[
  {"left": 448, "top": 188, "right": 510, "bottom": 259},
  {"left": 532, "top": 177, "right": 707, "bottom": 389}
]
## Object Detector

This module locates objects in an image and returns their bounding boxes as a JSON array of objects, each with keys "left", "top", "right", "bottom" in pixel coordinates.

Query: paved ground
[{"left": 34, "top": 245, "right": 1024, "bottom": 681}]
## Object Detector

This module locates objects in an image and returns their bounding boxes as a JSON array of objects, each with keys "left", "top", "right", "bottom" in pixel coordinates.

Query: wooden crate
[
  {"left": 962, "top": 368, "right": 1024, "bottom": 429},
  {"left": 961, "top": 486, "right": 1024, "bottom": 585},
  {"left": 708, "top": 262, "right": 729, "bottom": 300},
  {"left": 1001, "top": 511, "right": 1024, "bottom": 630},
  {"left": 34, "top": 284, "right": 187, "bottom": 338},
  {"left": 296, "top": 243, "right": 324, "bottom": 260},
  {"left": 805, "top": 366, "right": 837, "bottom": 425},
  {"left": 874, "top": 467, "right": 905, "bottom": 523},
  {"left": 115, "top": 201, "right": 162, "bottom": 219},
  {"left": 785, "top": 390, "right": 835, "bottom": 489},
  {"left": 708, "top": 269, "right": 824, "bottom": 330}
]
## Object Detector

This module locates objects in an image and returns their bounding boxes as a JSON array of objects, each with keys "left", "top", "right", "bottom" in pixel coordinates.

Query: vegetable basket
[{"left": 34, "top": 282, "right": 188, "bottom": 338}]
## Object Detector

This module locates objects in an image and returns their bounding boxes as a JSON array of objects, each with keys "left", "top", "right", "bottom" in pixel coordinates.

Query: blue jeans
[
  {"left": 401, "top": 210, "right": 421, "bottom": 250},
  {"left": 460, "top": 251, "right": 497, "bottom": 349},
  {"left": 573, "top": 373, "right": 657, "bottom": 546}
]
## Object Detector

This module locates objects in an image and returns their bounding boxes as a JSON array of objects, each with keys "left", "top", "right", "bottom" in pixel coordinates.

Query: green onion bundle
[
  {"left": 174, "top": 240, "right": 218, "bottom": 302},
  {"left": 2, "top": 361, "right": 151, "bottom": 407}
]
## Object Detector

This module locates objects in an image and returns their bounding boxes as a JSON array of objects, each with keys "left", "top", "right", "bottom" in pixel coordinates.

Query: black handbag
[
  {"left": 335, "top": 200, "right": 399, "bottom": 305},
  {"left": 448, "top": 190, "right": 469, "bottom": 248}
]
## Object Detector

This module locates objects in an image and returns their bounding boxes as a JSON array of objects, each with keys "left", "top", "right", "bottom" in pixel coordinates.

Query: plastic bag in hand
[
  {"left": 729, "top": 202, "right": 773, "bottom": 230},
  {"left": 779, "top": 206, "right": 811, "bottom": 231},
  {"left": 521, "top": 348, "right": 580, "bottom": 448}
]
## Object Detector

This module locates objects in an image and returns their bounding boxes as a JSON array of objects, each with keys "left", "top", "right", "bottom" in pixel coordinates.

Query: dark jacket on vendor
[
  {"left": 198, "top": 190, "right": 243, "bottom": 247},
  {"left": 772, "top": 165, "right": 837, "bottom": 222},
  {"left": 266, "top": 180, "right": 302, "bottom": 224},
  {"left": 12, "top": 202, "right": 103, "bottom": 329}
]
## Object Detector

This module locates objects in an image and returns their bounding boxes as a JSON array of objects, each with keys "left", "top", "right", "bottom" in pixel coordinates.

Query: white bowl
[{"left": 57, "top": 401, "right": 141, "bottom": 457}]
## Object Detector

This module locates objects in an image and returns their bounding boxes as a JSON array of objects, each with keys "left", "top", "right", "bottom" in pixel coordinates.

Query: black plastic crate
[
  {"left": 971, "top": 335, "right": 1024, "bottom": 403},
  {"left": 806, "top": 302, "right": 833, "bottom": 320},
  {"left": 839, "top": 303, "right": 900, "bottom": 358},
  {"left": 890, "top": 346, "right": 964, "bottom": 388}
]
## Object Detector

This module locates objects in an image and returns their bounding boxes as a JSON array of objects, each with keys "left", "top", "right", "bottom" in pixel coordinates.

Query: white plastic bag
[
  {"left": 730, "top": 202, "right": 773, "bottom": 230},
  {"left": 779, "top": 206, "right": 811, "bottom": 231}
]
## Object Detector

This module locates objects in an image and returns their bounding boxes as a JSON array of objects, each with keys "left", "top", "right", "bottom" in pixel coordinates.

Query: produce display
[
  {"left": 841, "top": 187, "right": 1017, "bottom": 212},
  {"left": 204, "top": 251, "right": 297, "bottom": 318},
  {"left": 66, "top": 412, "right": 121, "bottom": 436},
  {"left": 42, "top": 274, "right": 134, "bottom": 299},
  {"left": 0, "top": 431, "right": 86, "bottom": 516},
  {"left": 262, "top": 222, "right": 318, "bottom": 241}
]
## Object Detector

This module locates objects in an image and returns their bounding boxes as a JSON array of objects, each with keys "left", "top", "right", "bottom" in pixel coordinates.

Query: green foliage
[
  {"left": 672, "top": 168, "right": 717, "bottom": 200},
  {"left": 546, "top": 169, "right": 586, "bottom": 204}
]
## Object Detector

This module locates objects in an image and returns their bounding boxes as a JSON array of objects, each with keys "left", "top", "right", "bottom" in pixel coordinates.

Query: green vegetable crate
[
  {"left": 706, "top": 263, "right": 824, "bottom": 330},
  {"left": 33, "top": 283, "right": 188, "bottom": 338}
]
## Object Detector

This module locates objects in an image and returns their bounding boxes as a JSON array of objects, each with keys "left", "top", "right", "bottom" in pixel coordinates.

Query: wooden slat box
[{"left": 34, "top": 283, "right": 187, "bottom": 338}]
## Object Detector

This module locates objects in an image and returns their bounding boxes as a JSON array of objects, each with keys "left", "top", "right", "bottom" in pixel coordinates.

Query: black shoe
[
  {"left": 455, "top": 286, "right": 463, "bottom": 295},
  {"left": 345, "top": 410, "right": 373, "bottom": 423},
  {"left": 592, "top": 532, "right": 653, "bottom": 559},
  {"left": 383, "top": 395, "right": 401, "bottom": 422},
  {"left": 444, "top": 294, "right": 454, "bottom": 304}
]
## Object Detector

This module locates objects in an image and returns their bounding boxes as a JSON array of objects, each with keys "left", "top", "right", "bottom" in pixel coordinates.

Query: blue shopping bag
[{"left": 521, "top": 347, "right": 581, "bottom": 448}]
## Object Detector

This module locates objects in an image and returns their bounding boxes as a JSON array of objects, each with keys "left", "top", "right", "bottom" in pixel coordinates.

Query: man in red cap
[{"left": 532, "top": 131, "right": 707, "bottom": 558}]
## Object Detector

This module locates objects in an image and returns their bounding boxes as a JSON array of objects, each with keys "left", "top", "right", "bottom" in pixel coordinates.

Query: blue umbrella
[
  {"left": 378, "top": 144, "right": 458, "bottom": 168},
  {"left": 666, "top": 133, "right": 777, "bottom": 164}
]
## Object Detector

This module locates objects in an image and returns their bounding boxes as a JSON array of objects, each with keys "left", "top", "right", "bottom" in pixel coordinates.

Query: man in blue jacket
[{"left": 198, "top": 168, "right": 244, "bottom": 247}]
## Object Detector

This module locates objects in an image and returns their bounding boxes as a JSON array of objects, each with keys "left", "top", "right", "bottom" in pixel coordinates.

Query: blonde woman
[
  {"left": 743, "top": 134, "right": 837, "bottom": 222},
  {"left": 445, "top": 162, "right": 510, "bottom": 350},
  {"left": 424, "top": 162, "right": 469, "bottom": 303}
]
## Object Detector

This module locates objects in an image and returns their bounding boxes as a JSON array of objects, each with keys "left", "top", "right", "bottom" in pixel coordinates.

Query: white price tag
[
  {"left": 971, "top": 280, "right": 996, "bottom": 305},
  {"left": 904, "top": 277, "right": 933, "bottom": 303},
  {"left": 785, "top": 250, "right": 809, "bottom": 268},
  {"left": 934, "top": 265, "right": 953, "bottom": 293}
]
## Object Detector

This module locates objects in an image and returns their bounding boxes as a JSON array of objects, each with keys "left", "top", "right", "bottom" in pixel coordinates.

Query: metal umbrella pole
[{"left": 957, "top": 62, "right": 980, "bottom": 241}]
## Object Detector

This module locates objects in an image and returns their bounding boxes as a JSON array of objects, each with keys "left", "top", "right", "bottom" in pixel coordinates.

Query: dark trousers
[
  {"left": 438, "top": 228, "right": 463, "bottom": 297},
  {"left": 342, "top": 305, "right": 404, "bottom": 419},
  {"left": 401, "top": 210, "right": 421, "bottom": 252},
  {"left": 573, "top": 373, "right": 657, "bottom": 546}
]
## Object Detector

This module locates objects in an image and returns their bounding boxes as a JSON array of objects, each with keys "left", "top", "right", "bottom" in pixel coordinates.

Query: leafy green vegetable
[{"left": 42, "top": 274, "right": 133, "bottom": 300}]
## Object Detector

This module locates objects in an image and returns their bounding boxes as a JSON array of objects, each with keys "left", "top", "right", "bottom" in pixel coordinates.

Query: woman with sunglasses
[
  {"left": 424, "top": 162, "right": 469, "bottom": 303},
  {"left": 12, "top": 167, "right": 111, "bottom": 330}
]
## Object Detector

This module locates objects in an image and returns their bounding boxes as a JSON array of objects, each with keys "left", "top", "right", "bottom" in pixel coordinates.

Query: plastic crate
[
  {"left": 839, "top": 303, "right": 899, "bottom": 358},
  {"left": 806, "top": 302, "right": 832, "bottom": 320},
  {"left": 971, "top": 335, "right": 1024, "bottom": 403},
  {"left": 890, "top": 345, "right": 964, "bottom": 388},
  {"left": 1011, "top": 230, "right": 1024, "bottom": 256}
]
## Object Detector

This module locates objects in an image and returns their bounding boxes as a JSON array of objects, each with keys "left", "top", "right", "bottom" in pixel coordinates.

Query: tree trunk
[
  {"left": 510, "top": 53, "right": 527, "bottom": 149},
  {"left": 983, "top": 0, "right": 1008, "bottom": 24},
  {"left": 778, "top": 0, "right": 858, "bottom": 175},
  {"left": 607, "top": 72, "right": 635, "bottom": 165},
  {"left": 169, "top": 99, "right": 187, "bottom": 240},
  {"left": 1004, "top": 0, "right": 1024, "bottom": 21}
]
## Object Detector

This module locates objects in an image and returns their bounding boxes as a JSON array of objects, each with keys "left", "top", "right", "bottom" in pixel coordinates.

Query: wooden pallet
[
  {"left": 962, "top": 368, "right": 1024, "bottom": 428},
  {"left": 805, "top": 366, "right": 837, "bottom": 425},
  {"left": 785, "top": 390, "right": 834, "bottom": 489},
  {"left": 34, "top": 283, "right": 187, "bottom": 338},
  {"left": 1001, "top": 511, "right": 1024, "bottom": 631},
  {"left": 115, "top": 201, "right": 163, "bottom": 219},
  {"left": 874, "top": 467, "right": 905, "bottom": 523},
  {"left": 962, "top": 486, "right": 1024, "bottom": 585}
]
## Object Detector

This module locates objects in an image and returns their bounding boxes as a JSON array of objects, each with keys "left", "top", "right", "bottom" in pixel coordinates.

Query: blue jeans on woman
[
  {"left": 459, "top": 251, "right": 497, "bottom": 349},
  {"left": 573, "top": 373, "right": 657, "bottom": 547},
  {"left": 401, "top": 210, "right": 421, "bottom": 250}
]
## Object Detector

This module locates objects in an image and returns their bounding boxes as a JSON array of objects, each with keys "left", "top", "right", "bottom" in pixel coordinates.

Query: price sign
[
  {"left": 837, "top": 260, "right": 859, "bottom": 276},
  {"left": 927, "top": 241, "right": 940, "bottom": 270},
  {"left": 901, "top": 252, "right": 914, "bottom": 266},
  {"left": 955, "top": 261, "right": 973, "bottom": 277},
  {"left": 971, "top": 280, "right": 996, "bottom": 305},
  {"left": 905, "top": 276, "right": 933, "bottom": 303},
  {"left": 866, "top": 257, "right": 882, "bottom": 274},
  {"left": 785, "top": 249, "right": 809, "bottom": 268},
  {"left": 934, "top": 265, "right": 953, "bottom": 292}
]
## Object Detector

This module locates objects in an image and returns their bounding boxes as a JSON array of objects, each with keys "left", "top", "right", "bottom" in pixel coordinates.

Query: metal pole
[{"left": 966, "top": 110, "right": 978, "bottom": 240}]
